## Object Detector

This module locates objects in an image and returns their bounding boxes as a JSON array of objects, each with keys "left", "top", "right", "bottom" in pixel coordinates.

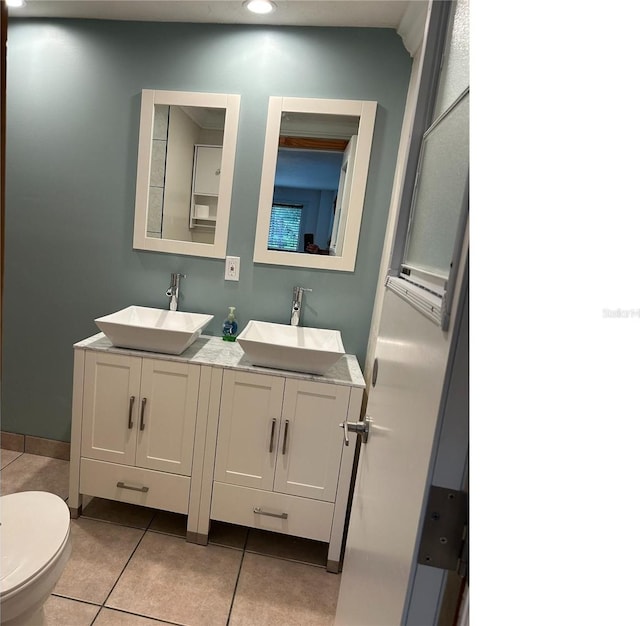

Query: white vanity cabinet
[
  {"left": 69, "top": 345, "right": 223, "bottom": 542},
  {"left": 80, "top": 352, "right": 200, "bottom": 475},
  {"left": 204, "top": 369, "right": 362, "bottom": 572},
  {"left": 70, "top": 333, "right": 364, "bottom": 568}
]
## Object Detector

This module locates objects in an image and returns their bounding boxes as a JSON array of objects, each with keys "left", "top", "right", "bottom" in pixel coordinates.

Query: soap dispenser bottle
[{"left": 222, "top": 306, "right": 238, "bottom": 341}]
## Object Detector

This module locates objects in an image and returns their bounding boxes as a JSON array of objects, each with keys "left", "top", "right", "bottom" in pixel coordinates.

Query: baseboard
[
  {"left": 1, "top": 431, "right": 70, "bottom": 461},
  {"left": 0, "top": 431, "right": 25, "bottom": 452}
]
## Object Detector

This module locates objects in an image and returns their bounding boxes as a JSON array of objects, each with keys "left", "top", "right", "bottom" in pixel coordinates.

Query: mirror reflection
[
  {"left": 270, "top": 112, "right": 359, "bottom": 257},
  {"left": 254, "top": 97, "right": 377, "bottom": 272},
  {"left": 133, "top": 90, "right": 240, "bottom": 259},
  {"left": 148, "top": 105, "right": 226, "bottom": 245}
]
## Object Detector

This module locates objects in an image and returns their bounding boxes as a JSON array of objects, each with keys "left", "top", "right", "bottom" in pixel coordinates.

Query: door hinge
[{"left": 418, "top": 486, "right": 468, "bottom": 575}]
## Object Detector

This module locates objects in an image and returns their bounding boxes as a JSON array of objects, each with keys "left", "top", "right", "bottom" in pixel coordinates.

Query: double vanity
[
  {"left": 68, "top": 85, "right": 376, "bottom": 572},
  {"left": 67, "top": 310, "right": 364, "bottom": 573}
]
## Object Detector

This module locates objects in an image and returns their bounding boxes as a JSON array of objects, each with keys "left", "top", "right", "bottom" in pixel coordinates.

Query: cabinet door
[
  {"left": 214, "top": 371, "right": 285, "bottom": 490},
  {"left": 194, "top": 146, "right": 222, "bottom": 195},
  {"left": 274, "top": 380, "right": 349, "bottom": 502},
  {"left": 135, "top": 359, "right": 200, "bottom": 476},
  {"left": 81, "top": 352, "right": 141, "bottom": 466}
]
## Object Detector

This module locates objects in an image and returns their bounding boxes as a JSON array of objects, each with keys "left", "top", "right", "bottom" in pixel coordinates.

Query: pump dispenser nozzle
[{"left": 222, "top": 306, "right": 238, "bottom": 341}]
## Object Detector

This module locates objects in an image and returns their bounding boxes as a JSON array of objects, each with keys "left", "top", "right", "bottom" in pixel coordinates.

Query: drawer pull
[
  {"left": 117, "top": 481, "right": 149, "bottom": 493},
  {"left": 253, "top": 507, "right": 288, "bottom": 520},
  {"left": 139, "top": 397, "right": 147, "bottom": 431},
  {"left": 269, "top": 418, "right": 277, "bottom": 453},
  {"left": 128, "top": 396, "right": 135, "bottom": 429},
  {"left": 282, "top": 419, "right": 290, "bottom": 455}
]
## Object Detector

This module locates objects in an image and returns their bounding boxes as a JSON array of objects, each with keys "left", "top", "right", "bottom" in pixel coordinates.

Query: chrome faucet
[
  {"left": 166, "top": 273, "right": 185, "bottom": 311},
  {"left": 290, "top": 286, "right": 312, "bottom": 326}
]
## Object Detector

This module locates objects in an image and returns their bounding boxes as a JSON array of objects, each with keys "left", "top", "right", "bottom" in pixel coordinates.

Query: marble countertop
[{"left": 74, "top": 333, "right": 365, "bottom": 389}]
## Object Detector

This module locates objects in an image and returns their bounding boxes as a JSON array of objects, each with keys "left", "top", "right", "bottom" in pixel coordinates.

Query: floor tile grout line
[
  {"left": 91, "top": 603, "right": 184, "bottom": 626},
  {"left": 146, "top": 507, "right": 161, "bottom": 532},
  {"left": 50, "top": 593, "right": 184, "bottom": 626},
  {"left": 0, "top": 451, "right": 25, "bottom": 471},
  {"left": 90, "top": 524, "right": 150, "bottom": 625},
  {"left": 225, "top": 526, "right": 251, "bottom": 626},
  {"left": 50, "top": 592, "right": 102, "bottom": 607},
  {"left": 79, "top": 515, "right": 154, "bottom": 533}
]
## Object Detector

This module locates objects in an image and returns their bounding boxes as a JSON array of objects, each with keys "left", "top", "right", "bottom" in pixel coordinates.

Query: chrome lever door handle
[
  {"left": 340, "top": 420, "right": 350, "bottom": 446},
  {"left": 340, "top": 417, "right": 371, "bottom": 445}
]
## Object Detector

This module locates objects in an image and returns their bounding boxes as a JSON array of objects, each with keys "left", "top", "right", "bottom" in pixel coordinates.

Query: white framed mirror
[
  {"left": 253, "top": 96, "right": 377, "bottom": 272},
  {"left": 133, "top": 89, "right": 241, "bottom": 259}
]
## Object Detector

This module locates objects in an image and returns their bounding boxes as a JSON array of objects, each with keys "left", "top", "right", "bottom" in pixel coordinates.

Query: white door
[
  {"left": 336, "top": 1, "right": 469, "bottom": 621},
  {"left": 335, "top": 278, "right": 465, "bottom": 625},
  {"left": 330, "top": 135, "right": 356, "bottom": 256}
]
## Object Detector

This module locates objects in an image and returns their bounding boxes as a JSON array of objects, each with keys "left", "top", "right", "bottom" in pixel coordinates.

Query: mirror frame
[
  {"left": 133, "top": 89, "right": 241, "bottom": 259},
  {"left": 253, "top": 96, "right": 377, "bottom": 272}
]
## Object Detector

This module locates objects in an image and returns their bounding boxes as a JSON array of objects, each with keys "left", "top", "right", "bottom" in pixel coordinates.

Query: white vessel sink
[
  {"left": 237, "top": 320, "right": 345, "bottom": 375},
  {"left": 95, "top": 305, "right": 213, "bottom": 355}
]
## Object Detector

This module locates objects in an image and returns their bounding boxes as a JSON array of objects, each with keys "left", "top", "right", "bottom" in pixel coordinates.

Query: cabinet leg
[
  {"left": 326, "top": 559, "right": 341, "bottom": 574},
  {"left": 186, "top": 531, "right": 209, "bottom": 546},
  {"left": 69, "top": 505, "right": 82, "bottom": 519}
]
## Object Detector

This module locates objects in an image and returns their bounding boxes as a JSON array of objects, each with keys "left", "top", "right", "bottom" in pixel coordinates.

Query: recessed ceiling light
[
  {"left": 6, "top": 0, "right": 26, "bottom": 8},
  {"left": 244, "top": 0, "right": 276, "bottom": 15}
]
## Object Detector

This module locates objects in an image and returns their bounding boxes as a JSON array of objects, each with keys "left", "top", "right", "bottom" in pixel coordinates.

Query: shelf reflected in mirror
[{"left": 133, "top": 89, "right": 241, "bottom": 259}]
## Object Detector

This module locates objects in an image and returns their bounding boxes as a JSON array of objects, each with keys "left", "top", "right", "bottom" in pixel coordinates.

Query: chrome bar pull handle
[
  {"left": 282, "top": 419, "right": 290, "bottom": 455},
  {"left": 128, "top": 396, "right": 135, "bottom": 429},
  {"left": 117, "top": 481, "right": 149, "bottom": 493},
  {"left": 269, "top": 418, "right": 276, "bottom": 453},
  {"left": 253, "top": 507, "right": 288, "bottom": 520},
  {"left": 139, "top": 397, "right": 147, "bottom": 431}
]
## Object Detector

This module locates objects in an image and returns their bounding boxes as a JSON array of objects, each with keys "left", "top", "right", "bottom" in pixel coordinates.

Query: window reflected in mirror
[{"left": 268, "top": 203, "right": 303, "bottom": 252}]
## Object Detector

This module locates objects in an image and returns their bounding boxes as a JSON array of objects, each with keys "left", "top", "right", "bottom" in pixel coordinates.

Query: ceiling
[{"left": 7, "top": 1, "right": 423, "bottom": 30}]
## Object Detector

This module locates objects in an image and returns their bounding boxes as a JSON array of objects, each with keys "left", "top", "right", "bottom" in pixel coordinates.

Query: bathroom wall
[{"left": 2, "top": 19, "right": 411, "bottom": 441}]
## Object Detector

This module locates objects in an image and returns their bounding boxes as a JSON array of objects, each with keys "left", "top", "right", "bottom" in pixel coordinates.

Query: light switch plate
[{"left": 225, "top": 256, "right": 240, "bottom": 281}]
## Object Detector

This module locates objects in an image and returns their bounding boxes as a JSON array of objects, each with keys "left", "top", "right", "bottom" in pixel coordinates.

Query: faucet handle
[{"left": 170, "top": 273, "right": 186, "bottom": 289}]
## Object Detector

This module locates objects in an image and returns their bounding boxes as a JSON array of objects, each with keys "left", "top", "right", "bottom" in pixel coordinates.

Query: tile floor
[{"left": 0, "top": 450, "right": 341, "bottom": 625}]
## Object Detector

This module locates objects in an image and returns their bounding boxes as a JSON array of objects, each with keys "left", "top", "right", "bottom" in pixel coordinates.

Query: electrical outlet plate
[{"left": 225, "top": 256, "right": 240, "bottom": 281}]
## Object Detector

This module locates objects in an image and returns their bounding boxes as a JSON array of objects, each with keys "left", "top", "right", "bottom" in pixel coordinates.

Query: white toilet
[{"left": 0, "top": 491, "right": 71, "bottom": 626}]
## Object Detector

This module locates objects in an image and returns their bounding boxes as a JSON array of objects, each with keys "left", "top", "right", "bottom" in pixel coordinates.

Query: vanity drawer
[
  {"left": 80, "top": 458, "right": 191, "bottom": 514},
  {"left": 211, "top": 481, "right": 334, "bottom": 542}
]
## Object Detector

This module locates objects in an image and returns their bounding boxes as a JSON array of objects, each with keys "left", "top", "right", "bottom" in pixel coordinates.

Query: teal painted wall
[{"left": 2, "top": 19, "right": 411, "bottom": 441}]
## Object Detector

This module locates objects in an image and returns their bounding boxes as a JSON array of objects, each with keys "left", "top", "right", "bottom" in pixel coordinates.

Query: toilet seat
[{"left": 0, "top": 491, "right": 71, "bottom": 600}]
